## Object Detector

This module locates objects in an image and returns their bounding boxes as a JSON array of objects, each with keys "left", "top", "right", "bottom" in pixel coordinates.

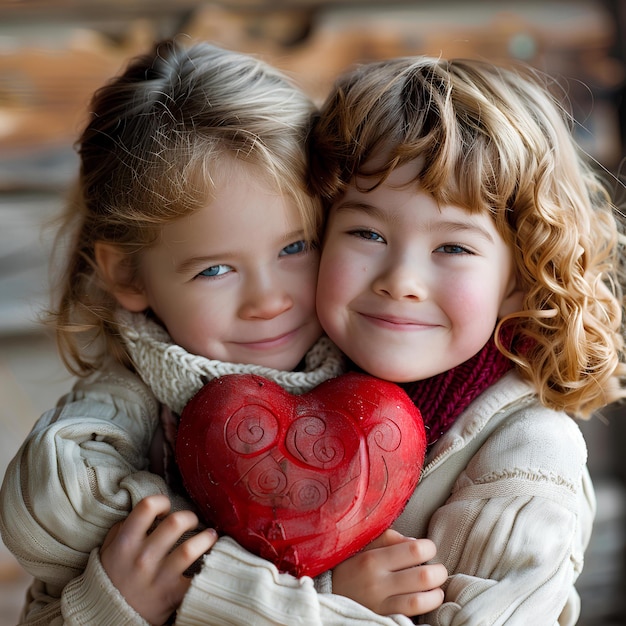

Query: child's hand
[
  {"left": 332, "top": 529, "right": 447, "bottom": 617},
  {"left": 100, "top": 494, "right": 218, "bottom": 625}
]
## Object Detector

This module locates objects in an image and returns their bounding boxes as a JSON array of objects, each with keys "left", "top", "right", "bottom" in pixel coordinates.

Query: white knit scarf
[{"left": 116, "top": 309, "right": 345, "bottom": 415}]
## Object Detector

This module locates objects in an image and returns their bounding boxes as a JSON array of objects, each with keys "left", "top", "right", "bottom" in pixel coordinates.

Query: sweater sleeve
[
  {"left": 0, "top": 362, "right": 188, "bottom": 592},
  {"left": 14, "top": 549, "right": 151, "bottom": 626},
  {"left": 61, "top": 548, "right": 150, "bottom": 626},
  {"left": 175, "top": 536, "right": 414, "bottom": 626},
  {"left": 416, "top": 407, "right": 595, "bottom": 626}
]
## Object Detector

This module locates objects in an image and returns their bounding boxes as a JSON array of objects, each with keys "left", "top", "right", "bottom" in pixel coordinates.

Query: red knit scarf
[{"left": 400, "top": 334, "right": 513, "bottom": 447}]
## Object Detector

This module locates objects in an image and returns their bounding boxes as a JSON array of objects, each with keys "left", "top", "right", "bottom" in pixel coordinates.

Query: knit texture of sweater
[{"left": 116, "top": 309, "right": 346, "bottom": 415}]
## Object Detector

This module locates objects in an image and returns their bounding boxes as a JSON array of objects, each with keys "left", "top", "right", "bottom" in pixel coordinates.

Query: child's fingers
[
  {"left": 150, "top": 529, "right": 219, "bottom": 612},
  {"left": 382, "top": 587, "right": 445, "bottom": 617},
  {"left": 142, "top": 509, "right": 201, "bottom": 556},
  {"left": 101, "top": 520, "right": 123, "bottom": 552},
  {"left": 362, "top": 537, "right": 438, "bottom": 573},
  {"left": 167, "top": 528, "right": 219, "bottom": 573},
  {"left": 121, "top": 495, "right": 173, "bottom": 539},
  {"left": 386, "top": 538, "right": 437, "bottom": 571},
  {"left": 365, "top": 529, "right": 412, "bottom": 551},
  {"left": 387, "top": 562, "right": 448, "bottom": 596}
]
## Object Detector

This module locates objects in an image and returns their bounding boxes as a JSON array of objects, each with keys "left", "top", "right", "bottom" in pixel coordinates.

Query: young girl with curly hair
[{"left": 302, "top": 55, "right": 626, "bottom": 624}]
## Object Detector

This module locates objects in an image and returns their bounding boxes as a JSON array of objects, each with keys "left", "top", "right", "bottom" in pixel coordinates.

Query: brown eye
[
  {"left": 435, "top": 244, "right": 471, "bottom": 255},
  {"left": 349, "top": 229, "right": 385, "bottom": 243}
]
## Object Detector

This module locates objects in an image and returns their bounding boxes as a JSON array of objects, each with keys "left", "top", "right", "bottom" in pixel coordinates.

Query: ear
[
  {"left": 94, "top": 242, "right": 150, "bottom": 312},
  {"left": 498, "top": 276, "right": 525, "bottom": 318}
]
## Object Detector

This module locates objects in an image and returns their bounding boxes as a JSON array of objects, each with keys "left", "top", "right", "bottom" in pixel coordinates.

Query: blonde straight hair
[{"left": 50, "top": 39, "right": 321, "bottom": 376}]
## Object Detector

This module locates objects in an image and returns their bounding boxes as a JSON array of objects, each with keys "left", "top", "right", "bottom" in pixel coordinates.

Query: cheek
[
  {"left": 315, "top": 276, "right": 335, "bottom": 327},
  {"left": 167, "top": 315, "right": 207, "bottom": 352},
  {"left": 317, "top": 252, "right": 355, "bottom": 307},
  {"left": 163, "top": 302, "right": 226, "bottom": 355},
  {"left": 298, "top": 260, "right": 321, "bottom": 310},
  {"left": 445, "top": 276, "right": 500, "bottom": 323}
]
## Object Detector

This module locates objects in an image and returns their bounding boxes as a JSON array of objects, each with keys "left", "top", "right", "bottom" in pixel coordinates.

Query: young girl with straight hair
[{"left": 2, "top": 40, "right": 443, "bottom": 625}]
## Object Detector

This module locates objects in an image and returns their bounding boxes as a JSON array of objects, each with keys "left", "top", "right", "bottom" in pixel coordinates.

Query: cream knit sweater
[{"left": 0, "top": 313, "right": 595, "bottom": 625}]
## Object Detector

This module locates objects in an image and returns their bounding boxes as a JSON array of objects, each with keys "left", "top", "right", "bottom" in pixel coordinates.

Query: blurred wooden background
[
  {"left": 1, "top": 1, "right": 625, "bottom": 624},
  {"left": 1, "top": 0, "right": 625, "bottom": 179}
]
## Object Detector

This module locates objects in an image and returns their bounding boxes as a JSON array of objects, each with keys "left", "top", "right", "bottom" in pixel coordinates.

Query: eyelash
[
  {"left": 279, "top": 240, "right": 309, "bottom": 256},
  {"left": 434, "top": 244, "right": 473, "bottom": 255},
  {"left": 196, "top": 264, "right": 232, "bottom": 279},
  {"left": 348, "top": 229, "right": 385, "bottom": 243}
]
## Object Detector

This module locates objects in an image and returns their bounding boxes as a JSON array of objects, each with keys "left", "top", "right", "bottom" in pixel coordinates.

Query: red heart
[{"left": 176, "top": 372, "right": 426, "bottom": 578}]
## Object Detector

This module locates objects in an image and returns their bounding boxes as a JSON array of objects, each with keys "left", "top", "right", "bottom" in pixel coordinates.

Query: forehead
[{"left": 188, "top": 183, "right": 297, "bottom": 233}]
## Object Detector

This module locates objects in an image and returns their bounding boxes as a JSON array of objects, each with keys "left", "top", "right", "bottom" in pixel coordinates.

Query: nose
[
  {"left": 238, "top": 274, "right": 293, "bottom": 320},
  {"left": 372, "top": 257, "right": 427, "bottom": 301}
]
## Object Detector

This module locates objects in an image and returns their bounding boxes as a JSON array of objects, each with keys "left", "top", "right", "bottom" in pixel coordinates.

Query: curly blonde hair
[
  {"left": 308, "top": 56, "right": 626, "bottom": 417},
  {"left": 49, "top": 39, "right": 321, "bottom": 377}
]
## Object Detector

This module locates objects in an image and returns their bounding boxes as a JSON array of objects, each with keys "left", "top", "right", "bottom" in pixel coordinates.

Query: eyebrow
[
  {"left": 334, "top": 201, "right": 385, "bottom": 219},
  {"left": 176, "top": 255, "right": 225, "bottom": 275},
  {"left": 334, "top": 201, "right": 495, "bottom": 243},
  {"left": 435, "top": 220, "right": 495, "bottom": 243}
]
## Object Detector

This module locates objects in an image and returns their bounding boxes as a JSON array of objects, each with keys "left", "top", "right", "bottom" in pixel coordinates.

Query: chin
[
  {"left": 244, "top": 357, "right": 295, "bottom": 372},
  {"left": 266, "top": 351, "right": 312, "bottom": 372},
  {"left": 349, "top": 360, "right": 408, "bottom": 383},
  {"left": 375, "top": 373, "right": 417, "bottom": 384}
]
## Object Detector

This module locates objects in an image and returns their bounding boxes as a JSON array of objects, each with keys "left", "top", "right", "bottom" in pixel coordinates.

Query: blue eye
[
  {"left": 197, "top": 264, "right": 233, "bottom": 278},
  {"left": 280, "top": 240, "right": 307, "bottom": 256}
]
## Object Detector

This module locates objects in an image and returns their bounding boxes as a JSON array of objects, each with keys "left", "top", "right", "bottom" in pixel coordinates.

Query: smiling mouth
[
  {"left": 235, "top": 329, "right": 299, "bottom": 349},
  {"left": 360, "top": 312, "right": 437, "bottom": 330}
]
